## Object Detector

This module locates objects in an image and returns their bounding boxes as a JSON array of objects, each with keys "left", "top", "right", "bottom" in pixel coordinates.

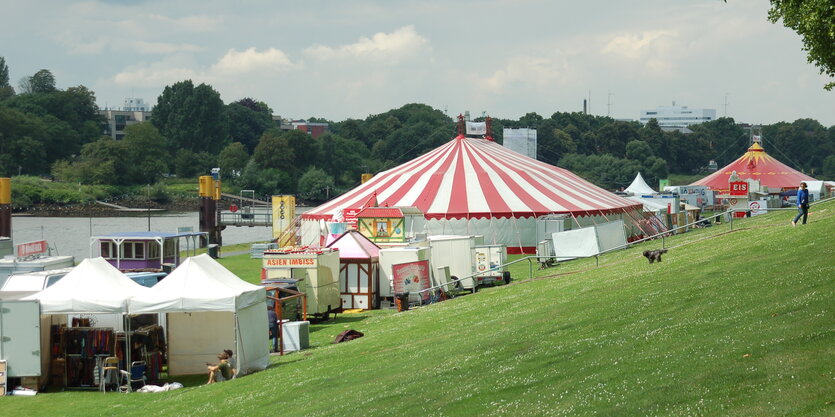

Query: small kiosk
[
  {"left": 90, "top": 231, "right": 206, "bottom": 271},
  {"left": 262, "top": 248, "right": 341, "bottom": 319},
  {"left": 356, "top": 207, "right": 423, "bottom": 245},
  {"left": 326, "top": 231, "right": 381, "bottom": 310}
]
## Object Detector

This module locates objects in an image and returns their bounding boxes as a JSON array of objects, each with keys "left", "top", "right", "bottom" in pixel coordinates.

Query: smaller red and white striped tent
[
  {"left": 302, "top": 135, "right": 646, "bottom": 253},
  {"left": 691, "top": 143, "right": 816, "bottom": 192}
]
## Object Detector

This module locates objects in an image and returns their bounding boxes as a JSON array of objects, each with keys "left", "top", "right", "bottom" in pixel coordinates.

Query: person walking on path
[{"left": 792, "top": 182, "right": 809, "bottom": 226}]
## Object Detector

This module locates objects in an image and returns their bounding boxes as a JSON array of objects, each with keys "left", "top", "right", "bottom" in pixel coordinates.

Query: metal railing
[{"left": 408, "top": 195, "right": 834, "bottom": 308}]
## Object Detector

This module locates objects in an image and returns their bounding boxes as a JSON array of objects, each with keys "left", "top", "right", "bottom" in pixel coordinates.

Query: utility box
[
  {"left": 282, "top": 321, "right": 310, "bottom": 352},
  {"left": 263, "top": 249, "right": 341, "bottom": 318},
  {"left": 473, "top": 244, "right": 509, "bottom": 285}
]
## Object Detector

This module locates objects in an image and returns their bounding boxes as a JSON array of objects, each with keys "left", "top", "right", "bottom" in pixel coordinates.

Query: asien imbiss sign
[{"left": 263, "top": 253, "right": 319, "bottom": 269}]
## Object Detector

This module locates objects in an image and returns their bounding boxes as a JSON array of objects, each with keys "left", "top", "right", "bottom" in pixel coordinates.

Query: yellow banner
[{"left": 272, "top": 195, "right": 296, "bottom": 245}]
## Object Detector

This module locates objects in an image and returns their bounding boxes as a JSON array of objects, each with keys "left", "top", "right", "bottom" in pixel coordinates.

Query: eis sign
[{"left": 729, "top": 181, "right": 748, "bottom": 196}]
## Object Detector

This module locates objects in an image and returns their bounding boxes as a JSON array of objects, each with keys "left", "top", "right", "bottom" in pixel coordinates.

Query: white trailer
[
  {"left": 474, "top": 244, "right": 510, "bottom": 285},
  {"left": 262, "top": 249, "right": 341, "bottom": 319},
  {"left": 427, "top": 235, "right": 479, "bottom": 290},
  {"left": 378, "top": 246, "right": 432, "bottom": 298},
  {"left": 0, "top": 299, "right": 46, "bottom": 382}
]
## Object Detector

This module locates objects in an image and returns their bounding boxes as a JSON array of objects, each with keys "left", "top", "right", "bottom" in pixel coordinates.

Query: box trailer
[
  {"left": 427, "top": 235, "right": 479, "bottom": 290},
  {"left": 473, "top": 244, "right": 510, "bottom": 285},
  {"left": 378, "top": 246, "right": 432, "bottom": 298},
  {"left": 0, "top": 300, "right": 46, "bottom": 383},
  {"left": 262, "top": 249, "right": 341, "bottom": 319}
]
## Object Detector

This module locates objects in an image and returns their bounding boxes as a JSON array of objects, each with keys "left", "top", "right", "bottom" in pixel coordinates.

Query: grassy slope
[{"left": 5, "top": 201, "right": 834, "bottom": 416}]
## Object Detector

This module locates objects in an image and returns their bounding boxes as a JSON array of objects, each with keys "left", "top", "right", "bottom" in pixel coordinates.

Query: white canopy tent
[
  {"left": 23, "top": 257, "right": 149, "bottom": 314},
  {"left": 129, "top": 254, "right": 269, "bottom": 376},
  {"left": 23, "top": 257, "right": 150, "bottom": 386},
  {"left": 625, "top": 172, "right": 656, "bottom": 195}
]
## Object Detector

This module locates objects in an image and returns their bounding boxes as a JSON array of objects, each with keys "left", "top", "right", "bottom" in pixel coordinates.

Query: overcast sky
[{"left": 2, "top": 0, "right": 833, "bottom": 126}]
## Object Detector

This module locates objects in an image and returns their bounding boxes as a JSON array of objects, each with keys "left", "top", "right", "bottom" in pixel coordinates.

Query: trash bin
[
  {"left": 207, "top": 244, "right": 219, "bottom": 259},
  {"left": 161, "top": 263, "right": 175, "bottom": 274},
  {"left": 394, "top": 292, "right": 410, "bottom": 312}
]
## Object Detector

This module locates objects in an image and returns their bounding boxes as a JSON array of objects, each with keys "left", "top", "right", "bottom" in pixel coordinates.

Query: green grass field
[{"left": 4, "top": 200, "right": 833, "bottom": 416}]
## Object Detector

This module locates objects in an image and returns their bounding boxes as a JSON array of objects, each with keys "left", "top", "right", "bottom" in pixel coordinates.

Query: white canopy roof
[
  {"left": 23, "top": 257, "right": 149, "bottom": 314},
  {"left": 626, "top": 196, "right": 668, "bottom": 213},
  {"left": 625, "top": 172, "right": 656, "bottom": 195},
  {"left": 129, "top": 254, "right": 265, "bottom": 313}
]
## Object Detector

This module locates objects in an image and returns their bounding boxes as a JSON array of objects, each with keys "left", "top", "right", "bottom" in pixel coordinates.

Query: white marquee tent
[
  {"left": 624, "top": 172, "right": 656, "bottom": 195},
  {"left": 129, "top": 254, "right": 269, "bottom": 376}
]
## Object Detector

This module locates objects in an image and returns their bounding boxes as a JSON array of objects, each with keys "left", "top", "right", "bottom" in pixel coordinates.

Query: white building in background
[
  {"left": 99, "top": 98, "right": 152, "bottom": 140},
  {"left": 502, "top": 128, "right": 537, "bottom": 159},
  {"left": 639, "top": 103, "right": 716, "bottom": 129}
]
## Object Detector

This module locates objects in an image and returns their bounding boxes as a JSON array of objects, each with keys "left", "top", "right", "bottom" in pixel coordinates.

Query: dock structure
[{"left": 219, "top": 206, "right": 273, "bottom": 227}]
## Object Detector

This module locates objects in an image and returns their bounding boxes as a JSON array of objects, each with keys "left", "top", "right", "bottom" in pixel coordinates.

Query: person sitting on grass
[{"left": 207, "top": 351, "right": 232, "bottom": 384}]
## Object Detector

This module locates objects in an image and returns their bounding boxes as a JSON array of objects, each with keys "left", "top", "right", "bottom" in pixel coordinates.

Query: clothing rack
[{"left": 60, "top": 327, "right": 115, "bottom": 389}]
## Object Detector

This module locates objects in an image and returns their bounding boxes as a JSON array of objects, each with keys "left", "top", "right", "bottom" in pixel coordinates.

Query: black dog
[{"left": 643, "top": 249, "right": 668, "bottom": 264}]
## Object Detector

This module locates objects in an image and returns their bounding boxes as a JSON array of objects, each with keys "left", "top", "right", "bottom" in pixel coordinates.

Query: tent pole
[
  {"left": 234, "top": 313, "right": 241, "bottom": 376},
  {"left": 125, "top": 314, "right": 131, "bottom": 386}
]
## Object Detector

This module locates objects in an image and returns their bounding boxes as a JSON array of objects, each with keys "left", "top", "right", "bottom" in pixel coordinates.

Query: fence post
[
  {"left": 662, "top": 235, "right": 665, "bottom": 249},
  {"left": 729, "top": 211, "right": 733, "bottom": 231},
  {"left": 529, "top": 258, "right": 533, "bottom": 281}
]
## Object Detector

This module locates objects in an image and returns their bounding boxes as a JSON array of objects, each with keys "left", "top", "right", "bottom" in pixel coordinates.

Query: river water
[{"left": 10, "top": 212, "right": 274, "bottom": 261}]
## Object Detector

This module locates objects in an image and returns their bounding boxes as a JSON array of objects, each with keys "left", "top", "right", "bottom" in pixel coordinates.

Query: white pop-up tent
[
  {"left": 129, "top": 254, "right": 269, "bottom": 376},
  {"left": 23, "top": 257, "right": 150, "bottom": 387},
  {"left": 625, "top": 172, "right": 657, "bottom": 195},
  {"left": 24, "top": 257, "right": 149, "bottom": 313}
]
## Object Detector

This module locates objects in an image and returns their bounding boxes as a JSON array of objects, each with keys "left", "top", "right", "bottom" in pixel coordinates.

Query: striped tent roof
[
  {"left": 691, "top": 143, "right": 816, "bottom": 191},
  {"left": 304, "top": 136, "right": 641, "bottom": 221}
]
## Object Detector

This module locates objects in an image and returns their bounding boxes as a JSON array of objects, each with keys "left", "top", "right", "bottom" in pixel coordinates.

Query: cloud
[
  {"left": 112, "top": 46, "right": 299, "bottom": 87},
  {"left": 211, "top": 47, "right": 299, "bottom": 74},
  {"left": 66, "top": 37, "right": 110, "bottom": 55},
  {"left": 113, "top": 61, "right": 198, "bottom": 87},
  {"left": 142, "top": 13, "right": 223, "bottom": 32},
  {"left": 601, "top": 30, "right": 676, "bottom": 60},
  {"left": 600, "top": 30, "right": 678, "bottom": 75},
  {"left": 132, "top": 41, "right": 204, "bottom": 55},
  {"left": 305, "top": 25, "right": 430, "bottom": 62},
  {"left": 475, "top": 55, "right": 569, "bottom": 94}
]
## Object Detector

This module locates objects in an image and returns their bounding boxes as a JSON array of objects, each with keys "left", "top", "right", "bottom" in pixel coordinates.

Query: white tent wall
[
  {"left": 595, "top": 220, "right": 628, "bottom": 252},
  {"left": 552, "top": 228, "right": 599, "bottom": 259},
  {"left": 302, "top": 210, "right": 645, "bottom": 253},
  {"left": 235, "top": 302, "right": 269, "bottom": 374},
  {"left": 167, "top": 311, "right": 236, "bottom": 375}
]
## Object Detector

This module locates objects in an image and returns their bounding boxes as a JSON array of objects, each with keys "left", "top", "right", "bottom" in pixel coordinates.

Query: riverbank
[{"left": 13, "top": 196, "right": 200, "bottom": 217}]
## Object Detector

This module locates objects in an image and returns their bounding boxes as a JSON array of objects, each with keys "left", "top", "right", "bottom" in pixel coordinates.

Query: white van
[{"left": 0, "top": 267, "right": 74, "bottom": 292}]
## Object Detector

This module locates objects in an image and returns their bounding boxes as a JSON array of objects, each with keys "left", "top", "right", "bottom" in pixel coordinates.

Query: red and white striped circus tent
[
  {"left": 301, "top": 136, "right": 645, "bottom": 253},
  {"left": 690, "top": 142, "right": 816, "bottom": 192}
]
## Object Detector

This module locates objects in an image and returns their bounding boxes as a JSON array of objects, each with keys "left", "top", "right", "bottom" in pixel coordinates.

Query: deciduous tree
[
  {"left": 768, "top": 0, "right": 835, "bottom": 90},
  {"left": 152, "top": 80, "right": 229, "bottom": 154}
]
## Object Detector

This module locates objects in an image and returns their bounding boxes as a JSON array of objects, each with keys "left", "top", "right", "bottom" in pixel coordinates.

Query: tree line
[{"left": 1, "top": 58, "right": 833, "bottom": 203}]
